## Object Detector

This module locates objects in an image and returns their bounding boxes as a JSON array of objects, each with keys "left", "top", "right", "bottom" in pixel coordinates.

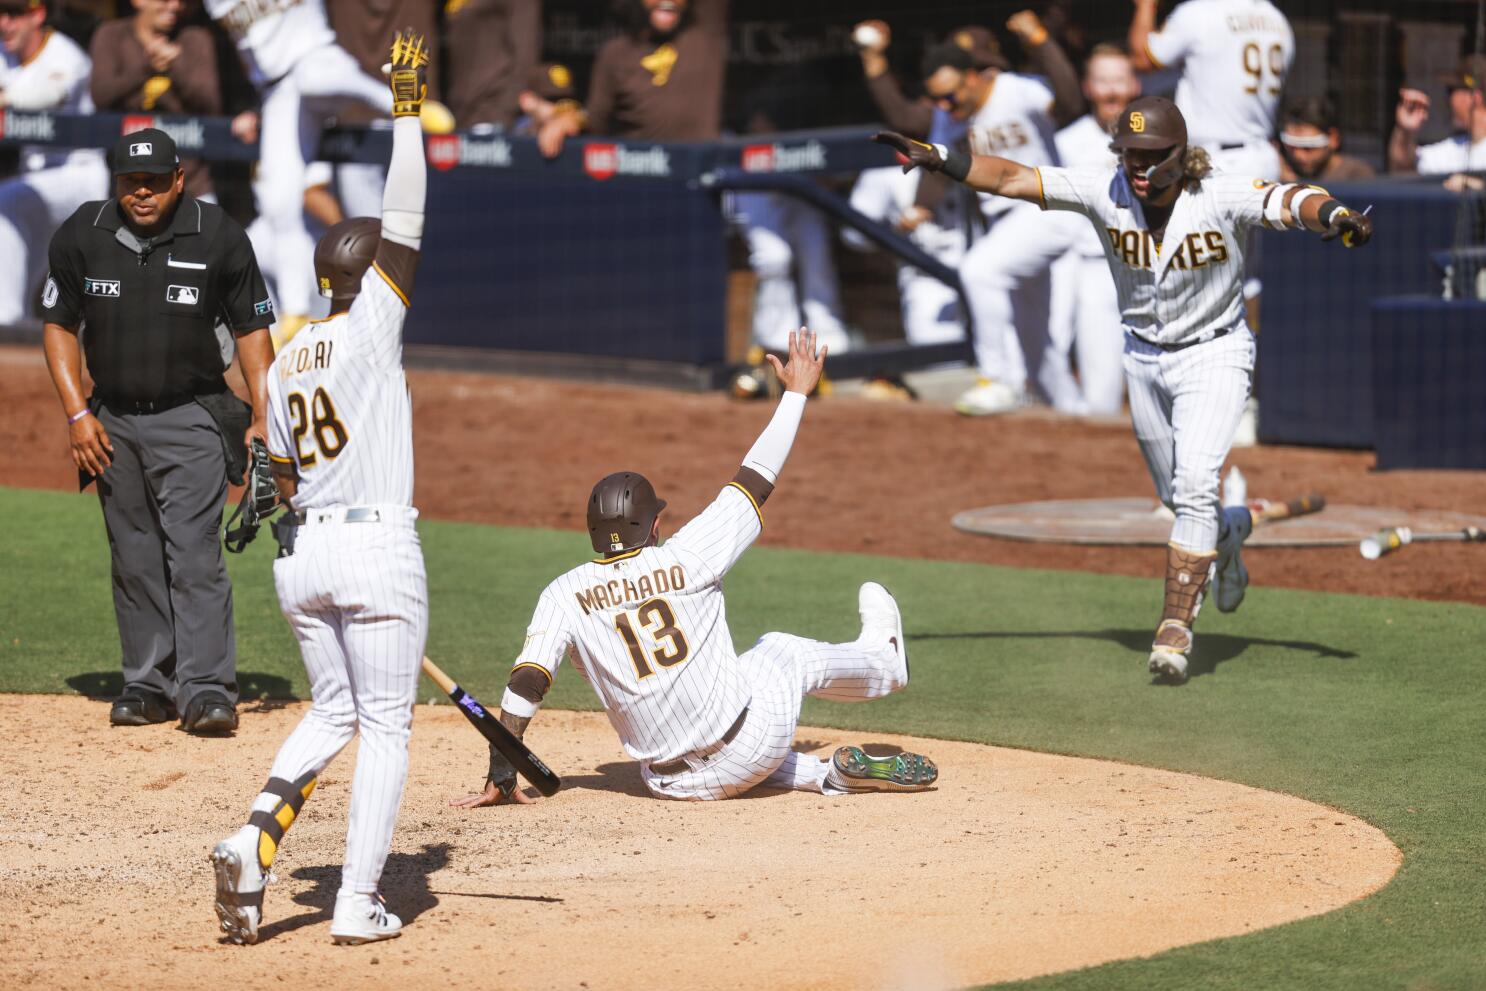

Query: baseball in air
[{"left": 853, "top": 24, "right": 885, "bottom": 49}]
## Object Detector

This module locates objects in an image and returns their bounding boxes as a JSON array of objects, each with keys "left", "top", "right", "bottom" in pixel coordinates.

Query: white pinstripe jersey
[
  {"left": 0, "top": 31, "right": 99, "bottom": 171},
  {"left": 266, "top": 263, "right": 415, "bottom": 508},
  {"left": 204, "top": 0, "right": 336, "bottom": 87},
  {"left": 508, "top": 484, "right": 762, "bottom": 763},
  {"left": 1054, "top": 115, "right": 1117, "bottom": 257},
  {"left": 1144, "top": 0, "right": 1293, "bottom": 148},
  {"left": 1037, "top": 165, "right": 1287, "bottom": 346},
  {"left": 964, "top": 72, "right": 1060, "bottom": 220}
]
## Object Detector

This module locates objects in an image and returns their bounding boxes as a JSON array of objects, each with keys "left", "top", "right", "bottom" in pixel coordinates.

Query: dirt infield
[
  {"left": 0, "top": 696, "right": 1399, "bottom": 990},
  {"left": 2, "top": 345, "right": 1481, "bottom": 605}
]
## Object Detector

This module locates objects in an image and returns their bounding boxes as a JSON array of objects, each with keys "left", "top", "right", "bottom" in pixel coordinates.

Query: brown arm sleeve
[
  {"left": 865, "top": 72, "right": 934, "bottom": 138},
  {"left": 169, "top": 27, "right": 222, "bottom": 114},
  {"left": 494, "top": 0, "right": 542, "bottom": 130},
  {"left": 1026, "top": 38, "right": 1083, "bottom": 127},
  {"left": 89, "top": 23, "right": 154, "bottom": 110},
  {"left": 585, "top": 43, "right": 618, "bottom": 135},
  {"left": 730, "top": 465, "right": 775, "bottom": 506},
  {"left": 373, "top": 240, "right": 420, "bottom": 302}
]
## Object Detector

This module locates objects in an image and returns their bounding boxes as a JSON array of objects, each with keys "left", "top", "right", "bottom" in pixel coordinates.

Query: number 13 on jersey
[{"left": 615, "top": 598, "right": 690, "bottom": 678}]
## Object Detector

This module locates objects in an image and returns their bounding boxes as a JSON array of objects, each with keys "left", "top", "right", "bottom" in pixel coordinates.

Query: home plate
[{"left": 951, "top": 498, "right": 1486, "bottom": 547}]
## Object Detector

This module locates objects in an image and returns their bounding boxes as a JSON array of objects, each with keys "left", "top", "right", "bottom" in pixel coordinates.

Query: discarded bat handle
[{"left": 422, "top": 656, "right": 562, "bottom": 796}]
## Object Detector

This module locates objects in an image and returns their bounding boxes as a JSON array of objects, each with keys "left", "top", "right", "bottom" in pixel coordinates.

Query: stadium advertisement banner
[
  {"left": 427, "top": 134, "right": 515, "bottom": 171},
  {"left": 739, "top": 140, "right": 828, "bottom": 173},
  {"left": 582, "top": 143, "right": 673, "bottom": 181},
  {"left": 121, "top": 115, "right": 207, "bottom": 151}
]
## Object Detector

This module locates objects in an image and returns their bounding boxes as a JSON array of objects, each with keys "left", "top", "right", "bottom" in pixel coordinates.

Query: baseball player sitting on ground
[
  {"left": 453, "top": 329, "right": 938, "bottom": 807},
  {"left": 211, "top": 31, "right": 433, "bottom": 947},
  {"left": 874, "top": 95, "right": 1373, "bottom": 683}
]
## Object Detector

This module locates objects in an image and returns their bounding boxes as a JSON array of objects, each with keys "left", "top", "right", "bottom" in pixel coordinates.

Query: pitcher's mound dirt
[{"left": 0, "top": 696, "right": 1399, "bottom": 990}]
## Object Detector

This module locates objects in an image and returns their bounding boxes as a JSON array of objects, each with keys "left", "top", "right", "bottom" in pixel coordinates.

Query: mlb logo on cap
[
  {"left": 110, "top": 127, "right": 179, "bottom": 175},
  {"left": 130, "top": 142, "right": 153, "bottom": 157}
]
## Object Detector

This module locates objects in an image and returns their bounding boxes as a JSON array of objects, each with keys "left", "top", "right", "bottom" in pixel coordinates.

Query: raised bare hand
[{"left": 765, "top": 327, "right": 827, "bottom": 396}]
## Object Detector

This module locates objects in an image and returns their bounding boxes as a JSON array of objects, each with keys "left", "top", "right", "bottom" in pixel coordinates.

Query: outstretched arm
[
  {"left": 730, "top": 328, "right": 827, "bottom": 506},
  {"left": 1128, "top": 0, "right": 1162, "bottom": 72},
  {"left": 374, "top": 30, "right": 430, "bottom": 299},
  {"left": 872, "top": 131, "right": 1044, "bottom": 204}
]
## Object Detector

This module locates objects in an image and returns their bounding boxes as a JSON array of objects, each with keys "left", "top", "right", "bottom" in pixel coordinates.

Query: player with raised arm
[
  {"left": 210, "top": 31, "right": 432, "bottom": 947},
  {"left": 873, "top": 96, "right": 1372, "bottom": 683},
  {"left": 453, "top": 329, "right": 937, "bottom": 807}
]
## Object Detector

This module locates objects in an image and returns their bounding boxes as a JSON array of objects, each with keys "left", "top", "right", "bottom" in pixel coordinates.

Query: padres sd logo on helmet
[{"left": 1130, "top": 111, "right": 1146, "bottom": 133}]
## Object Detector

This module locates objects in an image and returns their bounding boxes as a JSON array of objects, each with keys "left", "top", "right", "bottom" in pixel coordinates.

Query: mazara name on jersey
[
  {"left": 574, "top": 564, "right": 689, "bottom": 614},
  {"left": 1106, "top": 228, "right": 1231, "bottom": 271}
]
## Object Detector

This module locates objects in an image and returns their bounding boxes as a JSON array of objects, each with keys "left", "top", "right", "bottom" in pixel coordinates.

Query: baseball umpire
[
  {"left": 41, "top": 127, "right": 275, "bottom": 731},
  {"left": 453, "top": 329, "right": 938, "bottom": 808}
]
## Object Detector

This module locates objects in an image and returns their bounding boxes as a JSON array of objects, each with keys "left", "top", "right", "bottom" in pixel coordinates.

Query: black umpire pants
[{"left": 96, "top": 401, "right": 238, "bottom": 711}]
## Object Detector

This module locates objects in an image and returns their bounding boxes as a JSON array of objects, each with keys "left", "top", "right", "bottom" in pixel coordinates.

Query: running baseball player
[
  {"left": 0, "top": 0, "right": 108, "bottom": 331},
  {"left": 874, "top": 95, "right": 1373, "bottom": 683},
  {"left": 452, "top": 329, "right": 937, "bottom": 807},
  {"left": 1130, "top": 0, "right": 1294, "bottom": 180},
  {"left": 211, "top": 32, "right": 432, "bottom": 946},
  {"left": 205, "top": 0, "right": 447, "bottom": 346}
]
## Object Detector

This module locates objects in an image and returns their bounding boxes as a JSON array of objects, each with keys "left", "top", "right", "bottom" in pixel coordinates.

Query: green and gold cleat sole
[{"left": 830, "top": 746, "right": 938, "bottom": 792}]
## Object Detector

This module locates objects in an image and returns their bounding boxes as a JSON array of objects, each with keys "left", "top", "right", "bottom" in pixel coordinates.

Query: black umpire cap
[{"left": 110, "top": 128, "right": 180, "bottom": 175}]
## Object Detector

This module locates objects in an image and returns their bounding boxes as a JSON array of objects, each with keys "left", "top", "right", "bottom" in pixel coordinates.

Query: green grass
[{"left": 2, "top": 484, "right": 1484, "bottom": 989}]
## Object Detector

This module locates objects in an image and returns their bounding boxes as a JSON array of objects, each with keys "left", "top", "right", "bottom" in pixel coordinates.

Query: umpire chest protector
[{"left": 44, "top": 196, "right": 272, "bottom": 404}]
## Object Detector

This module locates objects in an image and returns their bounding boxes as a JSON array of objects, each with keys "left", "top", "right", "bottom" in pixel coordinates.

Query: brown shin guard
[{"left": 1160, "top": 544, "right": 1216, "bottom": 630}]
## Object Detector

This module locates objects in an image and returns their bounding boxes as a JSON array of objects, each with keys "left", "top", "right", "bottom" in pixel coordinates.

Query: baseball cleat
[
  {"left": 330, "top": 892, "right": 403, "bottom": 945},
  {"left": 954, "top": 378, "right": 1023, "bottom": 416},
  {"left": 827, "top": 746, "right": 938, "bottom": 792},
  {"left": 858, "top": 581, "right": 907, "bottom": 685},
  {"left": 1213, "top": 506, "right": 1253, "bottom": 614},
  {"left": 1148, "top": 619, "right": 1192, "bottom": 683},
  {"left": 211, "top": 826, "right": 270, "bottom": 945}
]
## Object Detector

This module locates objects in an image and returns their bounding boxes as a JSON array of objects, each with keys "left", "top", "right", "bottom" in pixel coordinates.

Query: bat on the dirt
[
  {"left": 1359, "top": 526, "right": 1486, "bottom": 560},
  {"left": 421, "top": 656, "right": 561, "bottom": 797},
  {"left": 1249, "top": 493, "right": 1326, "bottom": 525}
]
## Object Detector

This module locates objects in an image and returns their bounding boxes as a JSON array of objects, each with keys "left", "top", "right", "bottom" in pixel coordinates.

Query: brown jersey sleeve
[
  {"left": 731, "top": 466, "right": 775, "bottom": 506},
  {"left": 88, "top": 21, "right": 154, "bottom": 110},
  {"left": 170, "top": 27, "right": 222, "bottom": 114},
  {"left": 585, "top": 40, "right": 620, "bottom": 135},
  {"left": 865, "top": 71, "right": 934, "bottom": 138},
  {"left": 373, "top": 240, "right": 420, "bottom": 303}
]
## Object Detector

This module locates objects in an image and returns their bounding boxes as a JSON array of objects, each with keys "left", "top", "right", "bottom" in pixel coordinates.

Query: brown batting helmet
[
  {"left": 588, "top": 471, "right": 667, "bottom": 556},
  {"left": 314, "top": 217, "right": 380, "bottom": 301},
  {"left": 1109, "top": 96, "right": 1188, "bottom": 189}
]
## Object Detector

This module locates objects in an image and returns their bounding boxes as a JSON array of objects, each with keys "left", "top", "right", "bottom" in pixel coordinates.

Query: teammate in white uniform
[
  {"left": 205, "top": 0, "right": 393, "bottom": 340},
  {"left": 1047, "top": 44, "right": 1141, "bottom": 416},
  {"left": 920, "top": 17, "right": 1088, "bottom": 416},
  {"left": 1130, "top": 0, "right": 1294, "bottom": 180},
  {"left": 211, "top": 33, "right": 433, "bottom": 946},
  {"left": 452, "top": 330, "right": 938, "bottom": 808},
  {"left": 1389, "top": 56, "right": 1486, "bottom": 176},
  {"left": 874, "top": 95, "right": 1374, "bottom": 683},
  {"left": 0, "top": 3, "right": 107, "bottom": 330}
]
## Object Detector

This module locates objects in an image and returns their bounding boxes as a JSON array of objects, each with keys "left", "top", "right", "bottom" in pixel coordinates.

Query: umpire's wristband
[{"left": 934, "top": 144, "right": 972, "bottom": 183}]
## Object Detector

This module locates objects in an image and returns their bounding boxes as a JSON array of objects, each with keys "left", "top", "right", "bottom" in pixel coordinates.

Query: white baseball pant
[
  {"left": 1124, "top": 328, "right": 1255, "bottom": 551},
  {"left": 737, "top": 191, "right": 850, "bottom": 353},
  {"left": 1048, "top": 252, "right": 1125, "bottom": 415},
  {"left": 959, "top": 202, "right": 1085, "bottom": 410},
  {"left": 900, "top": 223, "right": 966, "bottom": 346},
  {"left": 259, "top": 510, "right": 428, "bottom": 895},
  {"left": 0, "top": 158, "right": 108, "bottom": 329},
  {"left": 640, "top": 630, "right": 907, "bottom": 801},
  {"left": 256, "top": 43, "right": 392, "bottom": 317}
]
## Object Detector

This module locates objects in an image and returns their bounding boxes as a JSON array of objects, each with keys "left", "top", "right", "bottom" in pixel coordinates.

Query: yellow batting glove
[{"left": 388, "top": 30, "right": 430, "bottom": 119}]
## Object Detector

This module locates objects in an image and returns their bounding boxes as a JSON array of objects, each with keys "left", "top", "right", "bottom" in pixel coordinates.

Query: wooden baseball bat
[
  {"left": 421, "top": 656, "right": 561, "bottom": 797},
  {"left": 1360, "top": 526, "right": 1486, "bottom": 560},
  {"left": 1249, "top": 493, "right": 1326, "bottom": 525}
]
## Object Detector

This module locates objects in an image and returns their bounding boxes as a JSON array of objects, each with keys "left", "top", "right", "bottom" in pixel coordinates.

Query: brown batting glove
[
  {"left": 1321, "top": 209, "right": 1372, "bottom": 248},
  {"left": 387, "top": 29, "right": 429, "bottom": 118},
  {"left": 872, "top": 131, "right": 946, "bottom": 174}
]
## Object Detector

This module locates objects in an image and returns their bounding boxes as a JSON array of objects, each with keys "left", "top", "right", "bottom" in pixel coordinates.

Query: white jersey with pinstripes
[
  {"left": 1143, "top": 0, "right": 1293, "bottom": 148},
  {"left": 266, "top": 264, "right": 414, "bottom": 508},
  {"left": 508, "top": 484, "right": 761, "bottom": 764},
  {"left": 1036, "top": 165, "right": 1290, "bottom": 346},
  {"left": 1053, "top": 114, "right": 1117, "bottom": 257},
  {"left": 964, "top": 72, "right": 1060, "bottom": 220},
  {"left": 203, "top": 0, "right": 337, "bottom": 87}
]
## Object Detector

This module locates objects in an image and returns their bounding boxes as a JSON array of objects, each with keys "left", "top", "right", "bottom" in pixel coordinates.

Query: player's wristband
[
  {"left": 935, "top": 144, "right": 972, "bottom": 183},
  {"left": 1316, "top": 199, "right": 1347, "bottom": 228},
  {"left": 67, "top": 408, "right": 91, "bottom": 425}
]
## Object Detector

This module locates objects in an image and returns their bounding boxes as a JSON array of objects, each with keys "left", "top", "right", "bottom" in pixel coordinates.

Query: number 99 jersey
[
  {"left": 266, "top": 263, "right": 415, "bottom": 510},
  {"left": 504, "top": 484, "right": 763, "bottom": 764}
]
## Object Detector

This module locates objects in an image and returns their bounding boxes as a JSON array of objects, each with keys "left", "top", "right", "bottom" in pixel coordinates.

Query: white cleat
[
  {"left": 858, "top": 581, "right": 907, "bottom": 686},
  {"left": 211, "top": 827, "right": 269, "bottom": 945},
  {"left": 1148, "top": 619, "right": 1192, "bottom": 684},
  {"left": 954, "top": 379, "right": 1023, "bottom": 416},
  {"left": 331, "top": 892, "right": 403, "bottom": 945},
  {"left": 1213, "top": 507, "right": 1253, "bottom": 614}
]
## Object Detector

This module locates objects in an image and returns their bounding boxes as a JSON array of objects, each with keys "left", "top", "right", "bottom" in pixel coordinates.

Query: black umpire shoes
[
  {"left": 110, "top": 692, "right": 176, "bottom": 727},
  {"left": 181, "top": 691, "right": 239, "bottom": 735}
]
